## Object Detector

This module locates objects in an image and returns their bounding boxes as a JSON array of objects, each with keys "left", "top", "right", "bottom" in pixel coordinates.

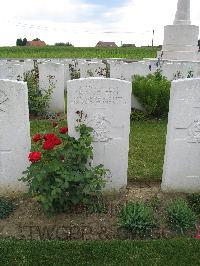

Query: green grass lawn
[
  {"left": 0, "top": 46, "right": 159, "bottom": 59},
  {"left": 0, "top": 239, "right": 199, "bottom": 266},
  {"left": 30, "top": 119, "right": 167, "bottom": 182},
  {"left": 128, "top": 120, "right": 167, "bottom": 181}
]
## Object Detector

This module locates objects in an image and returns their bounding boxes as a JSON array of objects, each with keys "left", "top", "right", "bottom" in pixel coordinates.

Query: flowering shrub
[
  {"left": 21, "top": 118, "right": 107, "bottom": 214},
  {"left": 24, "top": 67, "right": 53, "bottom": 116}
]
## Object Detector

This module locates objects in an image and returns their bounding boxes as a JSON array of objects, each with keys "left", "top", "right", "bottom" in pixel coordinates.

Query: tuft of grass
[
  {"left": 118, "top": 201, "right": 158, "bottom": 237},
  {"left": 0, "top": 197, "right": 15, "bottom": 219},
  {"left": 166, "top": 199, "right": 197, "bottom": 234}
]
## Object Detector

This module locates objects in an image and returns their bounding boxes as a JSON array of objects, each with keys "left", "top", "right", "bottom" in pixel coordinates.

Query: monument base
[{"left": 161, "top": 24, "right": 199, "bottom": 61}]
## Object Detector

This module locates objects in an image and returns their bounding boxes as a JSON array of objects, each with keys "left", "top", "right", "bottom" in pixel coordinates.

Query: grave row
[
  {"left": 0, "top": 59, "right": 199, "bottom": 113},
  {"left": 0, "top": 77, "right": 200, "bottom": 194}
]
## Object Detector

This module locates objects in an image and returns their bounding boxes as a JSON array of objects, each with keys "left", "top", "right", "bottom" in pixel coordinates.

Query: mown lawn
[
  {"left": 128, "top": 119, "right": 167, "bottom": 181},
  {"left": 30, "top": 119, "right": 167, "bottom": 182},
  {"left": 0, "top": 239, "right": 199, "bottom": 266},
  {"left": 0, "top": 46, "right": 159, "bottom": 59}
]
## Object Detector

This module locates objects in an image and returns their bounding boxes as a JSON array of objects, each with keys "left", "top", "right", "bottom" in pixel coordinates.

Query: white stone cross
[{"left": 174, "top": 0, "right": 191, "bottom": 25}]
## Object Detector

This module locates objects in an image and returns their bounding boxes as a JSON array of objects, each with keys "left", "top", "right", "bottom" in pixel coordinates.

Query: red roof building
[{"left": 26, "top": 41, "right": 46, "bottom": 47}]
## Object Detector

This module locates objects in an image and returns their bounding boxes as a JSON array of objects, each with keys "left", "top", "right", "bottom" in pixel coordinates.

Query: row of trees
[
  {"left": 54, "top": 42, "right": 74, "bottom": 47},
  {"left": 16, "top": 38, "right": 27, "bottom": 46},
  {"left": 16, "top": 38, "right": 73, "bottom": 47}
]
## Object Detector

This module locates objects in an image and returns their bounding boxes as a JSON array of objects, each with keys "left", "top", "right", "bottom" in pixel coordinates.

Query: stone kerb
[
  {"left": 162, "top": 78, "right": 200, "bottom": 192},
  {"left": 39, "top": 62, "right": 65, "bottom": 113},
  {"left": 0, "top": 79, "right": 31, "bottom": 194},
  {"left": 67, "top": 78, "right": 131, "bottom": 191}
]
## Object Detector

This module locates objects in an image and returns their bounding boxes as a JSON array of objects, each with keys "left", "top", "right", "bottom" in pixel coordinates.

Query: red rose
[
  {"left": 43, "top": 140, "right": 55, "bottom": 150},
  {"left": 32, "top": 134, "right": 42, "bottom": 142},
  {"left": 53, "top": 136, "right": 62, "bottom": 145},
  {"left": 28, "top": 152, "right": 42, "bottom": 162},
  {"left": 43, "top": 133, "right": 62, "bottom": 149},
  {"left": 52, "top": 122, "right": 58, "bottom": 128},
  {"left": 194, "top": 234, "right": 200, "bottom": 239},
  {"left": 59, "top": 127, "right": 68, "bottom": 134},
  {"left": 44, "top": 133, "right": 56, "bottom": 141}
]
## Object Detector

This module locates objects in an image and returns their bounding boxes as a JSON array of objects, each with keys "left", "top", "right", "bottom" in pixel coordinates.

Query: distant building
[
  {"left": 121, "top": 44, "right": 136, "bottom": 47},
  {"left": 26, "top": 41, "right": 46, "bottom": 47},
  {"left": 96, "top": 41, "right": 118, "bottom": 48}
]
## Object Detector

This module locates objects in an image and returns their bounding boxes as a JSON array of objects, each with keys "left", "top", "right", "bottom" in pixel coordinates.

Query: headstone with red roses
[
  {"left": 0, "top": 79, "right": 31, "bottom": 193},
  {"left": 162, "top": 78, "right": 200, "bottom": 193},
  {"left": 39, "top": 62, "right": 65, "bottom": 113},
  {"left": 67, "top": 77, "right": 131, "bottom": 191}
]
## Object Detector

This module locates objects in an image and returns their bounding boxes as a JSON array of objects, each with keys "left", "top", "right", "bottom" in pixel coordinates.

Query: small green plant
[
  {"left": 0, "top": 197, "right": 15, "bottom": 219},
  {"left": 132, "top": 70, "right": 171, "bottom": 118},
  {"left": 20, "top": 112, "right": 107, "bottom": 214},
  {"left": 69, "top": 63, "right": 80, "bottom": 80},
  {"left": 118, "top": 201, "right": 158, "bottom": 237},
  {"left": 149, "top": 195, "right": 161, "bottom": 210},
  {"left": 130, "top": 109, "right": 148, "bottom": 122},
  {"left": 166, "top": 198, "right": 197, "bottom": 234},
  {"left": 187, "top": 194, "right": 200, "bottom": 215},
  {"left": 24, "top": 65, "right": 52, "bottom": 116}
]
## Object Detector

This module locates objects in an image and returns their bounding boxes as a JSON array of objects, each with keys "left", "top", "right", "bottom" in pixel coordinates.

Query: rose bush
[{"left": 21, "top": 116, "right": 107, "bottom": 214}]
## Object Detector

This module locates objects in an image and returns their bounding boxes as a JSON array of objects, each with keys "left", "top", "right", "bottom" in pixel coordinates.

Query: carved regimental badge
[
  {"left": 188, "top": 118, "right": 200, "bottom": 143},
  {"left": 87, "top": 113, "right": 111, "bottom": 142},
  {"left": 0, "top": 90, "right": 8, "bottom": 113}
]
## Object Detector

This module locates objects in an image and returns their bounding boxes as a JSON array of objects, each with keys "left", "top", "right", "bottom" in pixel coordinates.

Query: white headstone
[
  {"left": 80, "top": 62, "right": 107, "bottom": 78},
  {"left": 0, "top": 63, "right": 24, "bottom": 81},
  {"left": 161, "top": 61, "right": 199, "bottom": 80},
  {"left": 109, "top": 61, "right": 152, "bottom": 82},
  {"left": 0, "top": 79, "right": 31, "bottom": 194},
  {"left": 39, "top": 63, "right": 65, "bottom": 113},
  {"left": 67, "top": 78, "right": 131, "bottom": 191},
  {"left": 162, "top": 78, "right": 200, "bottom": 192},
  {"left": 109, "top": 61, "right": 149, "bottom": 111},
  {"left": 23, "top": 60, "right": 35, "bottom": 74},
  {"left": 64, "top": 64, "right": 71, "bottom": 91}
]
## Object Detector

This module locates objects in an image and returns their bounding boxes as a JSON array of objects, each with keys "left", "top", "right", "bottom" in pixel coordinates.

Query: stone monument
[{"left": 161, "top": 0, "right": 199, "bottom": 61}]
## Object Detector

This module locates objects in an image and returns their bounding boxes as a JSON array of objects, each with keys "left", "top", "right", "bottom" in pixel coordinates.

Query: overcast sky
[{"left": 1, "top": 0, "right": 200, "bottom": 47}]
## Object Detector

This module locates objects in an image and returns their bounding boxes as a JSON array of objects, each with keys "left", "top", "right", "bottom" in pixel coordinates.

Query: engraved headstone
[
  {"left": 161, "top": 61, "right": 199, "bottom": 80},
  {"left": 0, "top": 79, "right": 31, "bottom": 193},
  {"left": 39, "top": 63, "right": 65, "bottom": 113},
  {"left": 80, "top": 62, "right": 107, "bottom": 78},
  {"left": 162, "top": 78, "right": 200, "bottom": 192},
  {"left": 67, "top": 78, "right": 131, "bottom": 191},
  {"left": 0, "top": 63, "right": 24, "bottom": 81}
]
